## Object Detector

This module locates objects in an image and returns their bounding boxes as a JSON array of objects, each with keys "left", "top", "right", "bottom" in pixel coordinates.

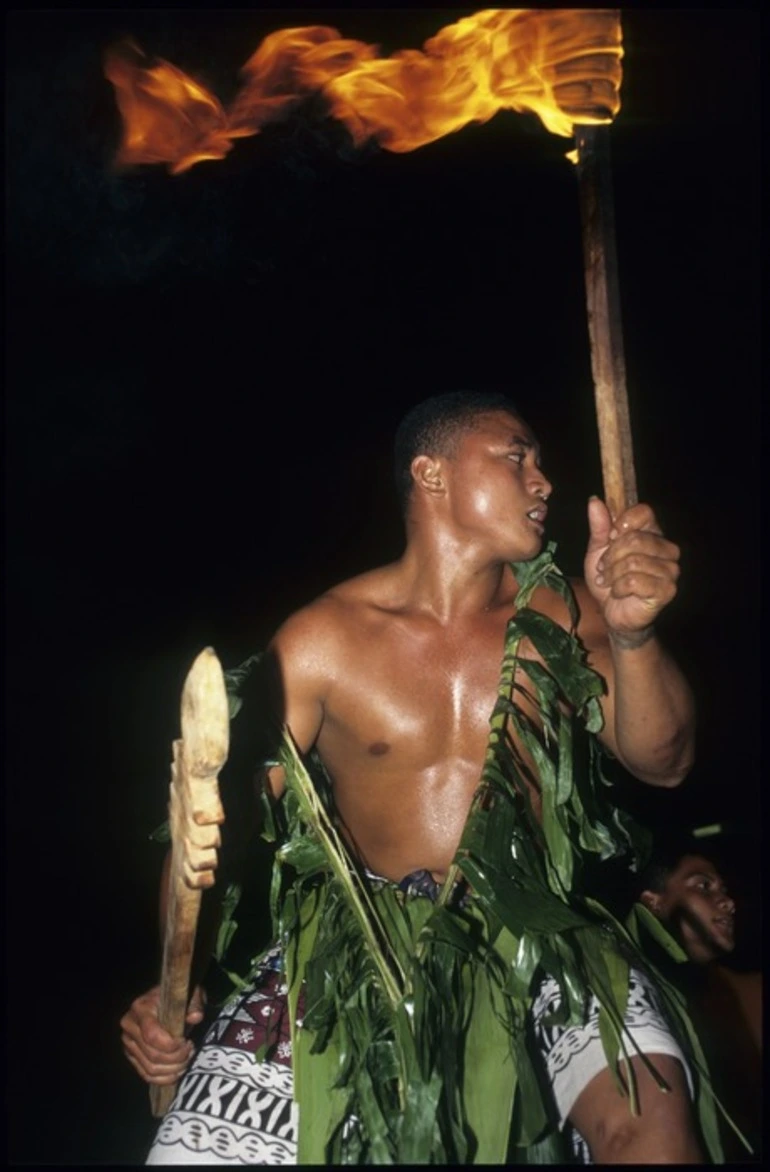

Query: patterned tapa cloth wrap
[
  {"left": 147, "top": 882, "right": 693, "bottom": 1165},
  {"left": 148, "top": 545, "right": 741, "bottom": 1165}
]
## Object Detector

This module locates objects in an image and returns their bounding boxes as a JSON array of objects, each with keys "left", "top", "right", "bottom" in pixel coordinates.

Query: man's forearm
[{"left": 609, "top": 631, "right": 695, "bottom": 787}]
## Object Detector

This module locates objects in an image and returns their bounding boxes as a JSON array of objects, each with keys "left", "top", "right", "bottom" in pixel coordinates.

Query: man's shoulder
[
  {"left": 270, "top": 565, "right": 397, "bottom": 653},
  {"left": 525, "top": 575, "right": 607, "bottom": 642},
  {"left": 325, "top": 563, "right": 399, "bottom": 606},
  {"left": 526, "top": 574, "right": 587, "bottom": 617}
]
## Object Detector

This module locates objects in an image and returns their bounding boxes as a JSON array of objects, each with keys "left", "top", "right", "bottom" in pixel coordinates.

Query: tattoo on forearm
[{"left": 609, "top": 627, "right": 656, "bottom": 651}]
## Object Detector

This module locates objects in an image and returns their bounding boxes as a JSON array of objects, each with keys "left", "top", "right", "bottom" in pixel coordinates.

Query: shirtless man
[{"left": 122, "top": 391, "right": 702, "bottom": 1163}]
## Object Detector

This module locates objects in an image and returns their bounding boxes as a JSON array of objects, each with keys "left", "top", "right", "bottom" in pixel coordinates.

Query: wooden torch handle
[{"left": 575, "top": 123, "right": 637, "bottom": 521}]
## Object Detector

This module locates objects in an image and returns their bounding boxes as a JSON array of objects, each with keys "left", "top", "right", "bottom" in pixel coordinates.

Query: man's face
[
  {"left": 441, "top": 410, "right": 553, "bottom": 561},
  {"left": 645, "top": 854, "right": 736, "bottom": 964}
]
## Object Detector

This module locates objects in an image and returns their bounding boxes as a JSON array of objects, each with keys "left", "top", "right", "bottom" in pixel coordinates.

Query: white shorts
[{"left": 531, "top": 965, "right": 693, "bottom": 1162}]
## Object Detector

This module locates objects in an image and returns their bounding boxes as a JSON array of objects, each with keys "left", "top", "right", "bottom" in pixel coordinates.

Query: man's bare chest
[{"left": 319, "top": 613, "right": 545, "bottom": 767}]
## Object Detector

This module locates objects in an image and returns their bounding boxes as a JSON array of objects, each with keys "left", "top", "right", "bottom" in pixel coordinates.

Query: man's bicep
[
  {"left": 260, "top": 657, "right": 324, "bottom": 801},
  {"left": 268, "top": 614, "right": 328, "bottom": 753},
  {"left": 285, "top": 687, "right": 324, "bottom": 750}
]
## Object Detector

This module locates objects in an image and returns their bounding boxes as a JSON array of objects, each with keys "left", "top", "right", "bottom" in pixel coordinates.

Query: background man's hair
[
  {"left": 393, "top": 390, "right": 520, "bottom": 513},
  {"left": 635, "top": 831, "right": 714, "bottom": 898}
]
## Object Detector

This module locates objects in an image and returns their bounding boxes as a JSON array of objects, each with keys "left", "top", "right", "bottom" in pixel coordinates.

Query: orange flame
[{"left": 105, "top": 9, "right": 622, "bottom": 174}]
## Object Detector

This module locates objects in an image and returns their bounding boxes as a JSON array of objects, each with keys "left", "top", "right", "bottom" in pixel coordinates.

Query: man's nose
[
  {"left": 717, "top": 891, "right": 735, "bottom": 914},
  {"left": 530, "top": 469, "right": 553, "bottom": 500}
]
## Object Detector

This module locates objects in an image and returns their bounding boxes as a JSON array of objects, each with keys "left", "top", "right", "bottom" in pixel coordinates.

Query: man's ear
[
  {"left": 411, "top": 454, "right": 445, "bottom": 498},
  {"left": 640, "top": 890, "right": 663, "bottom": 916}
]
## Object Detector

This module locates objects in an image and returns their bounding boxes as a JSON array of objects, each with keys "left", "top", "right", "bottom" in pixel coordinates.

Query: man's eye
[{"left": 508, "top": 452, "right": 525, "bottom": 464}]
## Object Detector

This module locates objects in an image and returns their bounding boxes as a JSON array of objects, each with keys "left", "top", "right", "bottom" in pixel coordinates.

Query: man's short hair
[
  {"left": 635, "top": 831, "right": 712, "bottom": 897},
  {"left": 393, "top": 390, "right": 520, "bottom": 512}
]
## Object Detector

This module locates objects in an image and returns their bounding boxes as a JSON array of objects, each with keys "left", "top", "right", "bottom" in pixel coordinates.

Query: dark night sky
[{"left": 6, "top": 8, "right": 761, "bottom": 1164}]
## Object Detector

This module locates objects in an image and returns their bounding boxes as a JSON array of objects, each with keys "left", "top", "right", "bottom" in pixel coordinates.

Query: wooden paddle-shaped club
[{"left": 149, "top": 647, "right": 229, "bottom": 1118}]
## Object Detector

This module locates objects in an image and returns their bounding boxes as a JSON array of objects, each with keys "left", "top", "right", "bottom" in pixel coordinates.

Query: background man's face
[{"left": 647, "top": 854, "right": 736, "bottom": 964}]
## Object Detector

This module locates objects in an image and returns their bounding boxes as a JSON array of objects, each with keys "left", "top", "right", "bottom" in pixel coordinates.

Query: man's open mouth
[{"left": 526, "top": 506, "right": 547, "bottom": 529}]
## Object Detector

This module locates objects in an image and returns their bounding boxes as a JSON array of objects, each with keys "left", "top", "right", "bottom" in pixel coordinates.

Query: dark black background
[{"left": 6, "top": 8, "right": 761, "bottom": 1164}]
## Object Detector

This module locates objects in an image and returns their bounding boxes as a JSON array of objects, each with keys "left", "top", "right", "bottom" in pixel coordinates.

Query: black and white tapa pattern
[
  {"left": 531, "top": 966, "right": 692, "bottom": 1164},
  {"left": 146, "top": 947, "right": 301, "bottom": 1165}
]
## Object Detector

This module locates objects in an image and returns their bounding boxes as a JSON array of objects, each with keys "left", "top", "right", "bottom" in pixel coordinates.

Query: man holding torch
[{"left": 121, "top": 389, "right": 719, "bottom": 1164}]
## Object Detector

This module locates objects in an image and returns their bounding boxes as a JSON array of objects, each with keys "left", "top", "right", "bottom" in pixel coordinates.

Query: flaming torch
[{"left": 105, "top": 11, "right": 633, "bottom": 514}]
